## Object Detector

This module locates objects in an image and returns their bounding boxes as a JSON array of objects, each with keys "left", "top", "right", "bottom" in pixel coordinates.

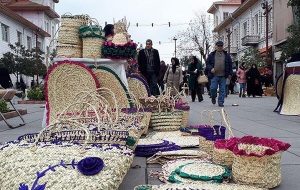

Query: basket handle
[
  {"left": 32, "top": 119, "right": 91, "bottom": 149},
  {"left": 221, "top": 108, "right": 234, "bottom": 138}
]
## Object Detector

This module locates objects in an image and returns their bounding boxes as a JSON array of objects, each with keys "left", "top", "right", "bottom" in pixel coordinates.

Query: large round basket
[
  {"left": 57, "top": 44, "right": 82, "bottom": 58},
  {"left": 232, "top": 136, "right": 290, "bottom": 188},
  {"left": 93, "top": 66, "right": 132, "bottom": 109},
  {"left": 151, "top": 111, "right": 183, "bottom": 131},
  {"left": 45, "top": 61, "right": 100, "bottom": 125},
  {"left": 82, "top": 37, "right": 104, "bottom": 58}
]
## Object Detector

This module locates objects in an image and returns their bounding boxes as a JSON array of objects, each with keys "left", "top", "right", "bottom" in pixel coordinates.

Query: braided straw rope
[
  {"left": 93, "top": 68, "right": 131, "bottom": 109},
  {"left": 280, "top": 75, "right": 300, "bottom": 115},
  {"left": 46, "top": 62, "right": 99, "bottom": 125}
]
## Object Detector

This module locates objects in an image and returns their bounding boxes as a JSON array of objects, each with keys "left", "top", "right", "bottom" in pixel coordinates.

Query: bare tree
[{"left": 176, "top": 14, "right": 213, "bottom": 63}]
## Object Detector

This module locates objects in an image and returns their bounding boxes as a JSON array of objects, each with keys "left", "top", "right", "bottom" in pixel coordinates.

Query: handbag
[{"left": 197, "top": 75, "right": 208, "bottom": 84}]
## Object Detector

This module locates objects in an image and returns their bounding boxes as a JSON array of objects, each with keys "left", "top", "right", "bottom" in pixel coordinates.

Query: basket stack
[
  {"left": 232, "top": 136, "right": 290, "bottom": 188},
  {"left": 151, "top": 111, "right": 183, "bottom": 131},
  {"left": 57, "top": 14, "right": 90, "bottom": 58}
]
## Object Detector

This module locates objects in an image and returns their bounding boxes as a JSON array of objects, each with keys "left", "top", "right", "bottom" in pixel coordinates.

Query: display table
[{"left": 53, "top": 58, "right": 129, "bottom": 87}]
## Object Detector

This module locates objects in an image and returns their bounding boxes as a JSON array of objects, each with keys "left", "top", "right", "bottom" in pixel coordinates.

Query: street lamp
[{"left": 173, "top": 37, "right": 177, "bottom": 58}]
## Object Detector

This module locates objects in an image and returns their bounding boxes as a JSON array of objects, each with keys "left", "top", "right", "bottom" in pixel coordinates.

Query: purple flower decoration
[
  {"left": 19, "top": 183, "right": 29, "bottom": 190},
  {"left": 77, "top": 157, "right": 104, "bottom": 176}
]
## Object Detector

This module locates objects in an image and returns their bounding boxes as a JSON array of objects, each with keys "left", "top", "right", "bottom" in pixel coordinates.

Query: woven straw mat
[
  {"left": 127, "top": 77, "right": 149, "bottom": 101},
  {"left": 46, "top": 62, "right": 99, "bottom": 124},
  {"left": 93, "top": 67, "right": 131, "bottom": 109}
]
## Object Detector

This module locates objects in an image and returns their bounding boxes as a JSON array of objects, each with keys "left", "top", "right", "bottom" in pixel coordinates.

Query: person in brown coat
[{"left": 164, "top": 57, "right": 183, "bottom": 96}]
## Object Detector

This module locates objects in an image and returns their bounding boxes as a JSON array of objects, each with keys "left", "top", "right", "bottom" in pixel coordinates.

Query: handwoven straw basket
[
  {"left": 82, "top": 37, "right": 104, "bottom": 58},
  {"left": 199, "top": 136, "right": 214, "bottom": 155},
  {"left": 141, "top": 112, "right": 152, "bottom": 135},
  {"left": 151, "top": 111, "right": 183, "bottom": 131},
  {"left": 58, "top": 14, "right": 90, "bottom": 45},
  {"left": 212, "top": 148, "right": 234, "bottom": 167},
  {"left": 232, "top": 152, "right": 282, "bottom": 188},
  {"left": 57, "top": 44, "right": 82, "bottom": 58},
  {"left": 181, "top": 110, "right": 189, "bottom": 127}
]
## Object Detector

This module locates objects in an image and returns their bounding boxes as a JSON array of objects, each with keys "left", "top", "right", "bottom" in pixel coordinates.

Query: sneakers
[
  {"left": 218, "top": 104, "right": 224, "bottom": 107},
  {"left": 211, "top": 98, "right": 216, "bottom": 105}
]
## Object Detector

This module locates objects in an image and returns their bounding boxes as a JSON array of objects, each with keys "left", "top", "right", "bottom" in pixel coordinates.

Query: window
[
  {"left": 27, "top": 36, "right": 32, "bottom": 50},
  {"left": 254, "top": 14, "right": 259, "bottom": 34},
  {"left": 1, "top": 24, "right": 9, "bottom": 42},
  {"left": 52, "top": 26, "right": 55, "bottom": 37},
  {"left": 17, "top": 31, "right": 22, "bottom": 45},
  {"left": 46, "top": 23, "right": 50, "bottom": 33},
  {"left": 37, "top": 41, "right": 42, "bottom": 50},
  {"left": 243, "top": 21, "right": 248, "bottom": 37},
  {"left": 215, "top": 16, "right": 219, "bottom": 26},
  {"left": 223, "top": 12, "right": 229, "bottom": 20},
  {"left": 233, "top": 28, "right": 238, "bottom": 47}
]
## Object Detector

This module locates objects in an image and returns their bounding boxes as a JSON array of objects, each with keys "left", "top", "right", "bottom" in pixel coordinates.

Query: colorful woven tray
[
  {"left": 93, "top": 66, "right": 132, "bottom": 109},
  {"left": 135, "top": 139, "right": 180, "bottom": 157},
  {"left": 45, "top": 61, "right": 100, "bottom": 125},
  {"left": 148, "top": 131, "right": 199, "bottom": 147}
]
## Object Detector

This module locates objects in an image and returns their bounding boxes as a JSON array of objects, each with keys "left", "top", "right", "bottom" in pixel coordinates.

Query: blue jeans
[
  {"left": 239, "top": 83, "right": 246, "bottom": 95},
  {"left": 210, "top": 76, "right": 226, "bottom": 105}
]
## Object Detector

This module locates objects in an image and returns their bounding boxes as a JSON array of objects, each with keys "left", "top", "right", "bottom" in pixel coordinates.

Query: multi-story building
[
  {"left": 272, "top": 0, "right": 294, "bottom": 78},
  {"left": 0, "top": 0, "right": 59, "bottom": 85},
  {"left": 208, "top": 0, "right": 273, "bottom": 69}
]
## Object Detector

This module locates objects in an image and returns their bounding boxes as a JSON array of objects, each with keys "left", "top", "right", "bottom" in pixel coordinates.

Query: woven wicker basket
[
  {"left": 181, "top": 110, "right": 189, "bottom": 127},
  {"left": 151, "top": 111, "right": 183, "bottom": 131},
  {"left": 232, "top": 152, "right": 281, "bottom": 188},
  {"left": 232, "top": 136, "right": 290, "bottom": 188},
  {"left": 58, "top": 14, "right": 90, "bottom": 46},
  {"left": 82, "top": 37, "right": 104, "bottom": 58},
  {"left": 199, "top": 136, "right": 214, "bottom": 155},
  {"left": 57, "top": 44, "right": 82, "bottom": 58},
  {"left": 141, "top": 112, "right": 152, "bottom": 135},
  {"left": 212, "top": 148, "right": 234, "bottom": 167}
]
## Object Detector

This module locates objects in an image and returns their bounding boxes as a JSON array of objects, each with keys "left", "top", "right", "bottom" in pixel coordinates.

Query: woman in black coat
[{"left": 246, "top": 64, "right": 263, "bottom": 97}]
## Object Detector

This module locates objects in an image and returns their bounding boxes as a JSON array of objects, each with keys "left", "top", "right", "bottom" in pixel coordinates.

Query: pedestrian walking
[
  {"left": 158, "top": 60, "right": 168, "bottom": 92},
  {"left": 206, "top": 41, "right": 233, "bottom": 107},
  {"left": 246, "top": 64, "right": 263, "bottom": 97},
  {"left": 138, "top": 39, "right": 161, "bottom": 96},
  {"left": 188, "top": 56, "right": 203, "bottom": 102},
  {"left": 236, "top": 62, "right": 247, "bottom": 97},
  {"left": 164, "top": 57, "right": 182, "bottom": 96}
]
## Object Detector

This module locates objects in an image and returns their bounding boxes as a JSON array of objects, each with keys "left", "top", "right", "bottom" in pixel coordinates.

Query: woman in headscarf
[
  {"left": 188, "top": 56, "right": 203, "bottom": 102},
  {"left": 246, "top": 64, "right": 263, "bottom": 97},
  {"left": 163, "top": 57, "right": 182, "bottom": 96}
]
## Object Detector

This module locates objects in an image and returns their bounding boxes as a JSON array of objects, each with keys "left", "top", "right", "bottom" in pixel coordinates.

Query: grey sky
[{"left": 56, "top": 0, "right": 215, "bottom": 63}]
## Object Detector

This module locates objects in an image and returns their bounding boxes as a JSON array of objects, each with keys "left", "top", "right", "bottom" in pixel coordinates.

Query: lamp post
[
  {"left": 261, "top": 0, "right": 272, "bottom": 66},
  {"left": 173, "top": 37, "right": 177, "bottom": 58}
]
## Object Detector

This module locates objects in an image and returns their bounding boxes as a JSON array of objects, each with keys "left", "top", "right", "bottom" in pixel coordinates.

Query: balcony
[
  {"left": 224, "top": 47, "right": 238, "bottom": 54},
  {"left": 242, "top": 35, "right": 260, "bottom": 46}
]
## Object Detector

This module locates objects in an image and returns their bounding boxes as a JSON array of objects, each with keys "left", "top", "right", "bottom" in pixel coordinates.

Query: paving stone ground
[{"left": 1, "top": 95, "right": 299, "bottom": 190}]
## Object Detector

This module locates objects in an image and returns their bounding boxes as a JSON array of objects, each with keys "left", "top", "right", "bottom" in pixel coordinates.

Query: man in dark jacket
[
  {"left": 138, "top": 39, "right": 161, "bottom": 96},
  {"left": 206, "top": 41, "right": 233, "bottom": 107}
]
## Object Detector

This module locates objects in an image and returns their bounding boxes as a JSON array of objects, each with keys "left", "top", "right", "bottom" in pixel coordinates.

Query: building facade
[
  {"left": 272, "top": 0, "right": 294, "bottom": 78},
  {"left": 208, "top": 0, "right": 273, "bottom": 70},
  {"left": 0, "top": 0, "right": 59, "bottom": 86}
]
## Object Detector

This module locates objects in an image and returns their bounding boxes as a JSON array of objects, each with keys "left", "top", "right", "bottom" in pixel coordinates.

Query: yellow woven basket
[{"left": 82, "top": 37, "right": 104, "bottom": 58}]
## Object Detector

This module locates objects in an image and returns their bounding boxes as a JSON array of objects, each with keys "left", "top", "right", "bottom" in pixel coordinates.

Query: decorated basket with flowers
[
  {"left": 0, "top": 120, "right": 134, "bottom": 190},
  {"left": 232, "top": 136, "right": 291, "bottom": 188},
  {"left": 101, "top": 41, "right": 137, "bottom": 59}
]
